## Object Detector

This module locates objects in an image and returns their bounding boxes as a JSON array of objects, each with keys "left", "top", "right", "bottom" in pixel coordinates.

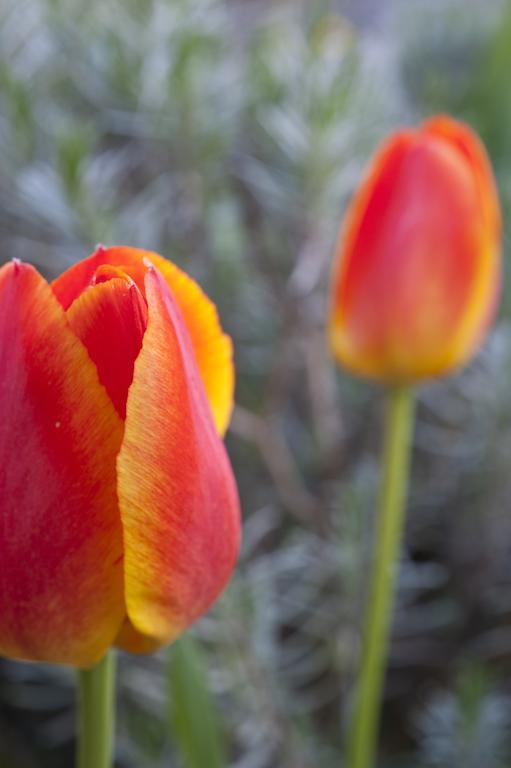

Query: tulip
[
  {"left": 328, "top": 117, "right": 501, "bottom": 768},
  {"left": 329, "top": 115, "right": 501, "bottom": 382},
  {"left": 0, "top": 245, "right": 240, "bottom": 668}
]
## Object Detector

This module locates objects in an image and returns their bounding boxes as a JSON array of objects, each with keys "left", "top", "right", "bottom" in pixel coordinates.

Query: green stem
[
  {"left": 77, "top": 651, "right": 116, "bottom": 768},
  {"left": 347, "top": 385, "right": 415, "bottom": 768}
]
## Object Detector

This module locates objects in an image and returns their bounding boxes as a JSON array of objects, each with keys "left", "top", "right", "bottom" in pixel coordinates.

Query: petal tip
[{"left": 142, "top": 257, "right": 156, "bottom": 271}]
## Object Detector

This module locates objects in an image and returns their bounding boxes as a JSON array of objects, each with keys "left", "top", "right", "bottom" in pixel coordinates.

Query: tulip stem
[
  {"left": 77, "top": 651, "right": 116, "bottom": 768},
  {"left": 346, "top": 385, "right": 415, "bottom": 768}
]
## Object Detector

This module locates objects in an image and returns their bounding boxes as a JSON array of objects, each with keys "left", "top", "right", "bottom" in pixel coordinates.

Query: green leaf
[{"left": 167, "top": 635, "right": 226, "bottom": 768}]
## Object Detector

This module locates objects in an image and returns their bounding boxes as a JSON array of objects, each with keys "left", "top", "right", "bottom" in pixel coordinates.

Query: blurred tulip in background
[{"left": 329, "top": 116, "right": 501, "bottom": 383}]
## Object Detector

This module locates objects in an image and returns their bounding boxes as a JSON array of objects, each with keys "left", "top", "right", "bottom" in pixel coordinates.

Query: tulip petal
[
  {"left": 52, "top": 246, "right": 234, "bottom": 435},
  {"left": 0, "top": 261, "right": 124, "bottom": 666},
  {"left": 116, "top": 268, "right": 240, "bottom": 650},
  {"left": 143, "top": 254, "right": 234, "bottom": 436},
  {"left": 66, "top": 273, "right": 148, "bottom": 419},
  {"left": 423, "top": 116, "right": 501, "bottom": 238}
]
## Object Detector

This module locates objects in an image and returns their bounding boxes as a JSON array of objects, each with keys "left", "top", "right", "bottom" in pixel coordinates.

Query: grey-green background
[{"left": 1, "top": 0, "right": 511, "bottom": 766}]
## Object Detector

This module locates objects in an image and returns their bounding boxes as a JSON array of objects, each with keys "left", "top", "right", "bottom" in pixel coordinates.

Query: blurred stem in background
[
  {"left": 347, "top": 387, "right": 415, "bottom": 768},
  {"left": 168, "top": 635, "right": 226, "bottom": 768},
  {"left": 77, "top": 651, "right": 116, "bottom": 768}
]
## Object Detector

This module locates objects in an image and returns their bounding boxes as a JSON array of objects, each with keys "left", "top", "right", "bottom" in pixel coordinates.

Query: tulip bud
[{"left": 329, "top": 116, "right": 501, "bottom": 382}]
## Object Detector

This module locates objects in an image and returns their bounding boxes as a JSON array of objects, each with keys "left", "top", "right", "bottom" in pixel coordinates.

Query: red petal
[
  {"left": 0, "top": 261, "right": 124, "bottom": 666},
  {"left": 116, "top": 268, "right": 240, "bottom": 650},
  {"left": 66, "top": 272, "right": 148, "bottom": 419}
]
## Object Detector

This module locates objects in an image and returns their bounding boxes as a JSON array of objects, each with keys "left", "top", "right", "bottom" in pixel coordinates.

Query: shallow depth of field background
[{"left": 1, "top": 0, "right": 511, "bottom": 766}]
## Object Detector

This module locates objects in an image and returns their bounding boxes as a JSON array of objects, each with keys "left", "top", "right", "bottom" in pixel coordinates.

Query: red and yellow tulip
[
  {"left": 0, "top": 246, "right": 240, "bottom": 667},
  {"left": 329, "top": 116, "right": 501, "bottom": 382}
]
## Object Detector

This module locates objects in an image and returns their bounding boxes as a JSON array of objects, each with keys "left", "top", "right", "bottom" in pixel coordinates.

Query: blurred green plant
[
  {"left": 416, "top": 664, "right": 511, "bottom": 768},
  {"left": 168, "top": 637, "right": 226, "bottom": 768}
]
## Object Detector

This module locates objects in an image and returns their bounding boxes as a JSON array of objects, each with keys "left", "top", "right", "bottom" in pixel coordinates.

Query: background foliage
[{"left": 1, "top": 0, "right": 511, "bottom": 766}]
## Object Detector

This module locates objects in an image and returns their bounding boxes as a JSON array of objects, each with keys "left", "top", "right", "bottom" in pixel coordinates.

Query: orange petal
[
  {"left": 142, "top": 253, "right": 234, "bottom": 436},
  {"left": 66, "top": 272, "right": 148, "bottom": 419},
  {"left": 52, "top": 246, "right": 234, "bottom": 435},
  {"left": 0, "top": 261, "right": 125, "bottom": 666},
  {"left": 116, "top": 268, "right": 240, "bottom": 650}
]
